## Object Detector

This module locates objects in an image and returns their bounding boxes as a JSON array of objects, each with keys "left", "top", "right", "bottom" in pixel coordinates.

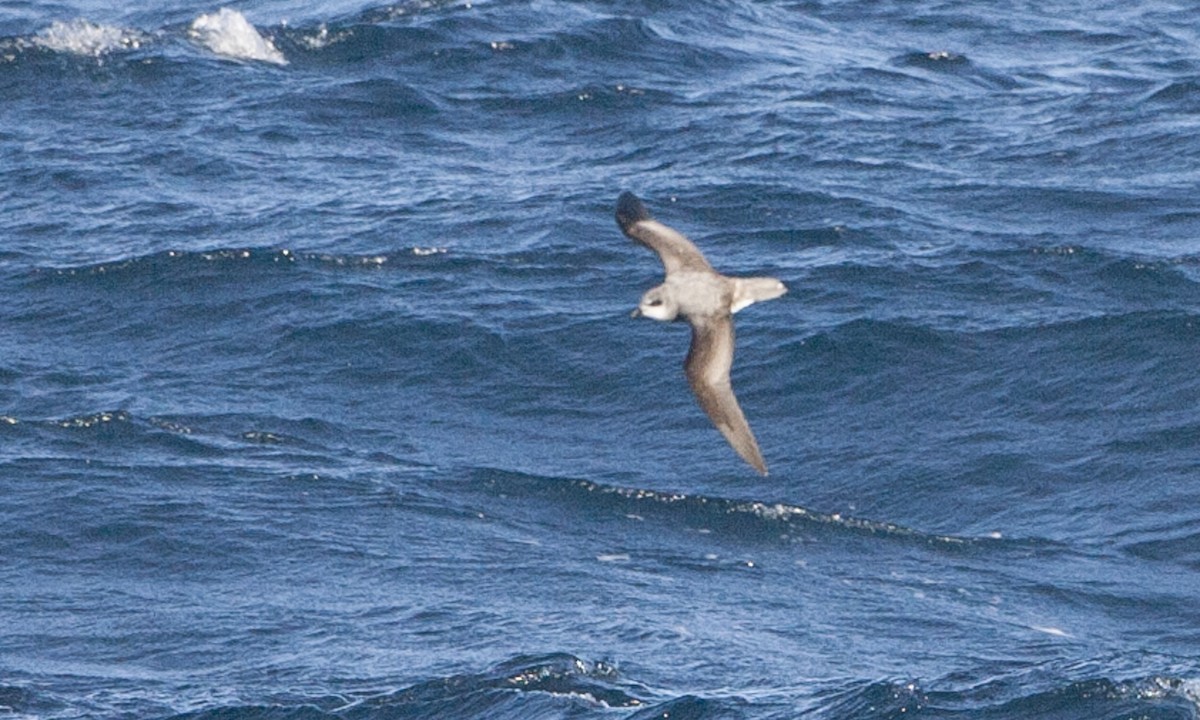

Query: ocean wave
[
  {"left": 2, "top": 0, "right": 745, "bottom": 78},
  {"left": 30, "top": 19, "right": 146, "bottom": 58},
  {"left": 0, "top": 2, "right": 542, "bottom": 71},
  {"left": 189, "top": 8, "right": 288, "bottom": 66},
  {"left": 25, "top": 246, "right": 445, "bottom": 278},
  {"left": 808, "top": 674, "right": 1200, "bottom": 720},
  {"left": 0, "top": 407, "right": 366, "bottom": 467},
  {"left": 4, "top": 8, "right": 289, "bottom": 66},
  {"left": 0, "top": 683, "right": 63, "bottom": 719},
  {"left": 473, "top": 468, "right": 989, "bottom": 550},
  {"left": 344, "top": 654, "right": 646, "bottom": 715},
  {"left": 165, "top": 654, "right": 649, "bottom": 720},
  {"left": 150, "top": 662, "right": 1200, "bottom": 720},
  {"left": 153, "top": 654, "right": 763, "bottom": 720},
  {"left": 946, "top": 675, "right": 1200, "bottom": 720},
  {"left": 778, "top": 308, "right": 1200, "bottom": 429},
  {"left": 892, "top": 49, "right": 1020, "bottom": 90}
]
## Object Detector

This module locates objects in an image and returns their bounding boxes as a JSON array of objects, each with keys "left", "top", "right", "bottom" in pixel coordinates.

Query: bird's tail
[{"left": 731, "top": 277, "right": 787, "bottom": 313}]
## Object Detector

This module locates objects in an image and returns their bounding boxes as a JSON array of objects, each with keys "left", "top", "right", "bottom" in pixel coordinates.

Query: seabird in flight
[{"left": 615, "top": 191, "right": 786, "bottom": 475}]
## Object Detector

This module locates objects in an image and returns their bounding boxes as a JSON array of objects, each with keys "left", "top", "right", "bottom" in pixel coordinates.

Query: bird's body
[
  {"left": 664, "top": 271, "right": 729, "bottom": 317},
  {"left": 615, "top": 191, "right": 786, "bottom": 475}
]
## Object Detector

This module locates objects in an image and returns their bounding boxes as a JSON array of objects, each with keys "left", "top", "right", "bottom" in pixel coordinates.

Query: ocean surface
[{"left": 3, "top": 0, "right": 1200, "bottom": 718}]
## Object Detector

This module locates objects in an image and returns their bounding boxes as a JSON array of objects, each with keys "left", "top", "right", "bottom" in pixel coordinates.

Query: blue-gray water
[{"left": 2, "top": 1, "right": 1200, "bottom": 718}]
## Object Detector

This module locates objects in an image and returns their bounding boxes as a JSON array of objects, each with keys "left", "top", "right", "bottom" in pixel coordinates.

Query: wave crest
[
  {"left": 477, "top": 469, "right": 980, "bottom": 549},
  {"left": 31, "top": 19, "right": 145, "bottom": 58},
  {"left": 188, "top": 8, "right": 288, "bottom": 65},
  {"left": 166, "top": 654, "right": 648, "bottom": 720},
  {"left": 807, "top": 675, "right": 1200, "bottom": 720}
]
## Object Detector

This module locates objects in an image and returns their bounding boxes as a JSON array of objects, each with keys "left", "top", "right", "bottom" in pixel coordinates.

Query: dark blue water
[{"left": 3, "top": 0, "right": 1200, "bottom": 718}]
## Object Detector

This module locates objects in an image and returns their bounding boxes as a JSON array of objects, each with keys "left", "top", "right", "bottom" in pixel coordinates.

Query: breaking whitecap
[
  {"left": 188, "top": 8, "right": 287, "bottom": 65},
  {"left": 32, "top": 19, "right": 146, "bottom": 58}
]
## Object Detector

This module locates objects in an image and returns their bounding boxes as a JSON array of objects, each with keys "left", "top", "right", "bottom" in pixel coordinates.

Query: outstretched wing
[
  {"left": 683, "top": 314, "right": 768, "bottom": 475},
  {"left": 615, "top": 191, "right": 714, "bottom": 275}
]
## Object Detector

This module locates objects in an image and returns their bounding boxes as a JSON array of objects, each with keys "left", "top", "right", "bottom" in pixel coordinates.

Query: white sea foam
[
  {"left": 33, "top": 19, "right": 144, "bottom": 58},
  {"left": 1030, "top": 624, "right": 1070, "bottom": 637},
  {"left": 189, "top": 8, "right": 287, "bottom": 65},
  {"left": 596, "top": 553, "right": 630, "bottom": 563},
  {"left": 295, "top": 23, "right": 351, "bottom": 51}
]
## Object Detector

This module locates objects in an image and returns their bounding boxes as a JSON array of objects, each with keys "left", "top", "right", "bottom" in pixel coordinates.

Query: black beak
[{"left": 630, "top": 307, "right": 642, "bottom": 318}]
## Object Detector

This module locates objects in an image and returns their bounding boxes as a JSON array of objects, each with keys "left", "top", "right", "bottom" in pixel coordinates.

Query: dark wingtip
[{"left": 615, "top": 191, "right": 651, "bottom": 231}]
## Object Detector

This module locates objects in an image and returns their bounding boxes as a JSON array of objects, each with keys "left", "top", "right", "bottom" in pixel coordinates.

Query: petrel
[{"left": 615, "top": 191, "right": 786, "bottom": 475}]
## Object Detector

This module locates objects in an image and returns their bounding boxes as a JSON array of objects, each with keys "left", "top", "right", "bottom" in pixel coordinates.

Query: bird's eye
[{"left": 649, "top": 298, "right": 663, "bottom": 306}]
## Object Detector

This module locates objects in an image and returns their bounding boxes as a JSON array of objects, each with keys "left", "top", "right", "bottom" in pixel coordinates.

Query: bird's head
[{"left": 631, "top": 285, "right": 679, "bottom": 321}]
